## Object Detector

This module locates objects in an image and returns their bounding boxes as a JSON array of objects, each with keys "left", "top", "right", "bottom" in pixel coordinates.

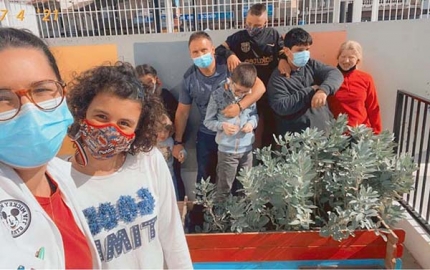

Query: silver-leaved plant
[{"left": 194, "top": 115, "right": 416, "bottom": 241}]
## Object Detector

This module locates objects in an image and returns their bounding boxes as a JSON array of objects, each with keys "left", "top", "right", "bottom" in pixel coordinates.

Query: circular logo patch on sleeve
[{"left": 0, "top": 200, "right": 31, "bottom": 238}]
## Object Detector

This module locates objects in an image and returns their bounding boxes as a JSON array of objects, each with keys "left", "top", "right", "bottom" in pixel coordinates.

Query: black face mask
[
  {"left": 245, "top": 25, "right": 265, "bottom": 38},
  {"left": 337, "top": 64, "right": 356, "bottom": 73}
]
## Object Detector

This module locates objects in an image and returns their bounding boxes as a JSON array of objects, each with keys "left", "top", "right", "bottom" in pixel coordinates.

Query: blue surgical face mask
[
  {"left": 193, "top": 52, "right": 214, "bottom": 69},
  {"left": 0, "top": 99, "right": 73, "bottom": 168},
  {"left": 292, "top": 50, "right": 310, "bottom": 68}
]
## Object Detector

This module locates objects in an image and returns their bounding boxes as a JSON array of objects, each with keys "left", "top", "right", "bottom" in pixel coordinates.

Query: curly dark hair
[{"left": 67, "top": 62, "right": 166, "bottom": 154}]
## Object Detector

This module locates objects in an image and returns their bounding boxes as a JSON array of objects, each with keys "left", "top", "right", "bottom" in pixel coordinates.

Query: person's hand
[
  {"left": 227, "top": 54, "right": 241, "bottom": 72},
  {"left": 278, "top": 59, "right": 291, "bottom": 78},
  {"left": 178, "top": 149, "right": 187, "bottom": 162},
  {"left": 311, "top": 89, "right": 328, "bottom": 109},
  {"left": 173, "top": 144, "right": 186, "bottom": 163},
  {"left": 222, "top": 122, "right": 239, "bottom": 135},
  {"left": 222, "top": 103, "right": 240, "bottom": 118},
  {"left": 241, "top": 122, "right": 253, "bottom": 133}
]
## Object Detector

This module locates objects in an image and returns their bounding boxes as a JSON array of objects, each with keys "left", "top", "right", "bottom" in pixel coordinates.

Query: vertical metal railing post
[
  {"left": 371, "top": 0, "right": 380, "bottom": 20},
  {"left": 394, "top": 90, "right": 430, "bottom": 236},
  {"left": 30, "top": 0, "right": 430, "bottom": 38},
  {"left": 166, "top": 0, "right": 174, "bottom": 32},
  {"left": 352, "top": 0, "right": 363, "bottom": 21},
  {"left": 393, "top": 90, "right": 405, "bottom": 152}
]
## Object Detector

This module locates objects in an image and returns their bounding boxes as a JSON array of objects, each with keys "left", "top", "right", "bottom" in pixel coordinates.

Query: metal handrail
[{"left": 393, "top": 89, "right": 430, "bottom": 235}]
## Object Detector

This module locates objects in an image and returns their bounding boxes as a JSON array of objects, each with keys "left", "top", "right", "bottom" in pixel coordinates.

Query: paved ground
[{"left": 402, "top": 248, "right": 422, "bottom": 269}]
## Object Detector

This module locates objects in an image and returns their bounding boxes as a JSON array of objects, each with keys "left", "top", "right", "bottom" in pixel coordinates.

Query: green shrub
[{"left": 194, "top": 115, "right": 416, "bottom": 241}]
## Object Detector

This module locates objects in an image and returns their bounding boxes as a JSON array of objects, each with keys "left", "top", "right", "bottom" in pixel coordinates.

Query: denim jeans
[{"left": 196, "top": 131, "right": 218, "bottom": 183}]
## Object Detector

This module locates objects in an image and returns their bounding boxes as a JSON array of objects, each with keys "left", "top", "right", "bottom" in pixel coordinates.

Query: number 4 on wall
[
  {"left": 16, "top": 10, "right": 25, "bottom": 21},
  {"left": 0, "top": 9, "right": 24, "bottom": 21}
]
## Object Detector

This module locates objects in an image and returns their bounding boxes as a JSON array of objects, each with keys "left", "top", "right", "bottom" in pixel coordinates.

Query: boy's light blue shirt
[{"left": 204, "top": 82, "right": 258, "bottom": 154}]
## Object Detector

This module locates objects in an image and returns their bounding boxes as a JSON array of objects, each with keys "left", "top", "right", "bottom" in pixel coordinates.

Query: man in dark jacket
[{"left": 267, "top": 28, "right": 343, "bottom": 136}]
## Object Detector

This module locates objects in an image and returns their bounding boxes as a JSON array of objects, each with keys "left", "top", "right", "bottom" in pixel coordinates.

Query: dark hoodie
[{"left": 267, "top": 58, "right": 343, "bottom": 136}]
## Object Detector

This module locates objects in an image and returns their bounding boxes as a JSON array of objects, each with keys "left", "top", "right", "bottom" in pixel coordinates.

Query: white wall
[
  {"left": 0, "top": 2, "right": 39, "bottom": 36},
  {"left": 345, "top": 20, "right": 430, "bottom": 131}
]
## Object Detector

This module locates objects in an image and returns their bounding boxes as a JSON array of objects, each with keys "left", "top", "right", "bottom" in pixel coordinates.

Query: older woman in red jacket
[{"left": 328, "top": 40, "right": 382, "bottom": 134}]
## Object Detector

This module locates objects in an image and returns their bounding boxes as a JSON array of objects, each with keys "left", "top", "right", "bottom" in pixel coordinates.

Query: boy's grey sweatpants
[{"left": 216, "top": 150, "right": 253, "bottom": 198}]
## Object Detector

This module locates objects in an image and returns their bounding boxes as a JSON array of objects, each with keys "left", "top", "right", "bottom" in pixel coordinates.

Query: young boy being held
[{"left": 204, "top": 63, "right": 258, "bottom": 199}]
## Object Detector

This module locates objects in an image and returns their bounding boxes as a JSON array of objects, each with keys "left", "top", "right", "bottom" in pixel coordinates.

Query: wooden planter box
[{"left": 177, "top": 202, "right": 405, "bottom": 269}]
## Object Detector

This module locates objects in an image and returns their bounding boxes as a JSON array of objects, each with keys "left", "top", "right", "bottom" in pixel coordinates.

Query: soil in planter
[{"left": 186, "top": 204, "right": 205, "bottom": 233}]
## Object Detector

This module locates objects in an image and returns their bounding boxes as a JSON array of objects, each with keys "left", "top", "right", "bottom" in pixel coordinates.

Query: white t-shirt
[{"left": 71, "top": 149, "right": 192, "bottom": 269}]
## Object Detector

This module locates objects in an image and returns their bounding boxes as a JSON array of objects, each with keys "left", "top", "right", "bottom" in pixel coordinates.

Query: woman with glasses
[
  {"left": 67, "top": 62, "right": 192, "bottom": 269},
  {"left": 0, "top": 28, "right": 100, "bottom": 268}
]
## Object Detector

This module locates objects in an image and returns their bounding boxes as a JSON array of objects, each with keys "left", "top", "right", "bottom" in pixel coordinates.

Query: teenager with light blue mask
[
  {"left": 0, "top": 27, "right": 101, "bottom": 269},
  {"left": 267, "top": 27, "right": 344, "bottom": 137}
]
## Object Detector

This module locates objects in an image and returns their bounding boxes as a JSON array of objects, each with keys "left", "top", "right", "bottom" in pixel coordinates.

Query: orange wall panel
[{"left": 309, "top": 31, "right": 347, "bottom": 66}]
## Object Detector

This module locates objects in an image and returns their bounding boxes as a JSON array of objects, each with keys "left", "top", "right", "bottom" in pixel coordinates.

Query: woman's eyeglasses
[{"left": 0, "top": 80, "right": 65, "bottom": 121}]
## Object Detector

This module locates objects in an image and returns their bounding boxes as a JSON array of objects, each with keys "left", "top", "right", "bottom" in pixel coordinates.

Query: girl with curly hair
[{"left": 67, "top": 62, "right": 192, "bottom": 269}]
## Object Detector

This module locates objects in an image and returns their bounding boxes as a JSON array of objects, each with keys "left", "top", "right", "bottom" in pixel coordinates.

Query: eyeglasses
[
  {"left": 0, "top": 80, "right": 65, "bottom": 121},
  {"left": 231, "top": 83, "right": 252, "bottom": 96}
]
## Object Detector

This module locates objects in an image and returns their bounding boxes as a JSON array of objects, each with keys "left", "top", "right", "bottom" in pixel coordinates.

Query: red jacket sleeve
[{"left": 365, "top": 74, "right": 382, "bottom": 134}]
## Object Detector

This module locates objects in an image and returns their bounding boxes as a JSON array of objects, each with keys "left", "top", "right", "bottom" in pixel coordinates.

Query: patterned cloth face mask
[{"left": 76, "top": 119, "right": 136, "bottom": 162}]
